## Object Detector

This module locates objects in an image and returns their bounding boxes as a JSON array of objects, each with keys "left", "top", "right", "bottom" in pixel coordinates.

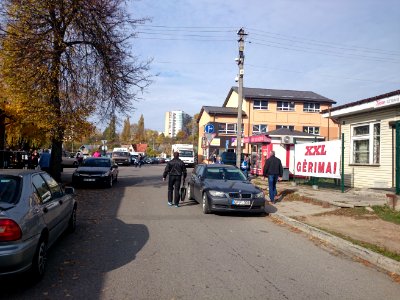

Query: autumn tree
[
  {"left": 134, "top": 114, "right": 145, "bottom": 143},
  {"left": 189, "top": 113, "right": 200, "bottom": 149},
  {"left": 103, "top": 115, "right": 118, "bottom": 145},
  {"left": 120, "top": 117, "right": 131, "bottom": 144},
  {"left": 0, "top": 1, "right": 151, "bottom": 181},
  {"left": 175, "top": 130, "right": 187, "bottom": 143}
]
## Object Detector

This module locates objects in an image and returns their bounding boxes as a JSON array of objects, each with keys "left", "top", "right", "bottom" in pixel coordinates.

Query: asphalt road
[{"left": 1, "top": 164, "right": 399, "bottom": 299}]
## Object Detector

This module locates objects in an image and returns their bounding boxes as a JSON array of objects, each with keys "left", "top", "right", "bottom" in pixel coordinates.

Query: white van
[{"left": 112, "top": 147, "right": 130, "bottom": 165}]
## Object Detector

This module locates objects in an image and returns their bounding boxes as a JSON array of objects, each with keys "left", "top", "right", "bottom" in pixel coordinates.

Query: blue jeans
[{"left": 268, "top": 175, "right": 279, "bottom": 202}]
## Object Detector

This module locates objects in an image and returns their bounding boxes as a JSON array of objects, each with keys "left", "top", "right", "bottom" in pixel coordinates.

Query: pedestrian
[
  {"left": 39, "top": 149, "right": 51, "bottom": 173},
  {"left": 216, "top": 156, "right": 223, "bottom": 164},
  {"left": 262, "top": 151, "right": 283, "bottom": 204},
  {"left": 138, "top": 154, "right": 143, "bottom": 167},
  {"left": 76, "top": 151, "right": 83, "bottom": 165},
  {"left": 93, "top": 148, "right": 101, "bottom": 157},
  {"left": 241, "top": 154, "right": 250, "bottom": 178},
  {"left": 163, "top": 151, "right": 187, "bottom": 207},
  {"left": 30, "top": 149, "right": 40, "bottom": 169}
]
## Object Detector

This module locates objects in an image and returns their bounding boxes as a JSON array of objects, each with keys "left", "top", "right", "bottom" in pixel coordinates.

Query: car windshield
[
  {"left": 179, "top": 150, "right": 193, "bottom": 157},
  {"left": 0, "top": 176, "right": 21, "bottom": 204},
  {"left": 112, "top": 152, "right": 129, "bottom": 157},
  {"left": 83, "top": 159, "right": 111, "bottom": 168},
  {"left": 205, "top": 167, "right": 246, "bottom": 181}
]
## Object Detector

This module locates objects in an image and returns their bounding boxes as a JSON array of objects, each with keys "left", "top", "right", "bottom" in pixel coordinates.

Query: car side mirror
[{"left": 64, "top": 186, "right": 75, "bottom": 195}]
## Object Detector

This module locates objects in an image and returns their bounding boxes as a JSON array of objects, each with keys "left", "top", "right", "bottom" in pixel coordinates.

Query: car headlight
[
  {"left": 73, "top": 172, "right": 80, "bottom": 177},
  {"left": 101, "top": 172, "right": 110, "bottom": 177},
  {"left": 254, "top": 192, "right": 265, "bottom": 199},
  {"left": 208, "top": 190, "right": 226, "bottom": 197}
]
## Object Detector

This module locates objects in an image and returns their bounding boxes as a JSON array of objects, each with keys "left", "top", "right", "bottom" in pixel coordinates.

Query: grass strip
[
  {"left": 372, "top": 205, "right": 400, "bottom": 225},
  {"left": 308, "top": 224, "right": 400, "bottom": 262}
]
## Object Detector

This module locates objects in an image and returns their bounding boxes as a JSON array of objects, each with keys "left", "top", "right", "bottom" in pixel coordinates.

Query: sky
[{"left": 124, "top": 0, "right": 400, "bottom": 132}]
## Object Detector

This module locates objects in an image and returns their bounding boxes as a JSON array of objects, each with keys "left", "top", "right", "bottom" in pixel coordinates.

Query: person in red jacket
[{"left": 263, "top": 151, "right": 283, "bottom": 204}]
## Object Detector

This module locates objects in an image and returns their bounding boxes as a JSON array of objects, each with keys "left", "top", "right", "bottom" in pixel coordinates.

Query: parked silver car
[
  {"left": 61, "top": 150, "right": 79, "bottom": 167},
  {"left": 0, "top": 170, "right": 76, "bottom": 278}
]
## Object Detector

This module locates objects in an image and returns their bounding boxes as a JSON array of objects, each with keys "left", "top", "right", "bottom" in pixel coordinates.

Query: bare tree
[{"left": 0, "top": 0, "right": 152, "bottom": 180}]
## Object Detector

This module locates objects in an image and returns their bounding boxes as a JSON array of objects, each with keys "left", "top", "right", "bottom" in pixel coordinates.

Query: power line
[
  {"left": 135, "top": 25, "right": 399, "bottom": 63},
  {"left": 246, "top": 63, "right": 399, "bottom": 84},
  {"left": 248, "top": 40, "right": 400, "bottom": 64},
  {"left": 137, "top": 24, "right": 399, "bottom": 56},
  {"left": 247, "top": 27, "right": 399, "bottom": 56}
]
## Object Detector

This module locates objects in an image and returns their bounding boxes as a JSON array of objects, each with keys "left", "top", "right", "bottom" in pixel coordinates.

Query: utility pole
[{"left": 236, "top": 28, "right": 247, "bottom": 168}]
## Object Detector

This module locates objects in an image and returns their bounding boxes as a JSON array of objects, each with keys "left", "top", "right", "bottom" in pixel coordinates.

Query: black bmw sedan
[
  {"left": 72, "top": 157, "right": 118, "bottom": 188},
  {"left": 187, "top": 164, "right": 266, "bottom": 214}
]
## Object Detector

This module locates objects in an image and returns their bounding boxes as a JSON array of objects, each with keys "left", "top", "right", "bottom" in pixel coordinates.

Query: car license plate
[
  {"left": 84, "top": 178, "right": 95, "bottom": 182},
  {"left": 232, "top": 200, "right": 251, "bottom": 205}
]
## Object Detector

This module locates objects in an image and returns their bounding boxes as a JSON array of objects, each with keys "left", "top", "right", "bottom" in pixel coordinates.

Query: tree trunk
[{"left": 0, "top": 113, "right": 5, "bottom": 168}]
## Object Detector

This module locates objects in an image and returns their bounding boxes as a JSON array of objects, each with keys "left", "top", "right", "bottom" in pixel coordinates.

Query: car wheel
[
  {"left": 107, "top": 175, "right": 113, "bottom": 188},
  {"left": 67, "top": 206, "right": 77, "bottom": 233},
  {"left": 187, "top": 184, "right": 194, "bottom": 200},
  {"left": 114, "top": 173, "right": 118, "bottom": 183},
  {"left": 31, "top": 237, "right": 47, "bottom": 279},
  {"left": 202, "top": 193, "right": 211, "bottom": 214}
]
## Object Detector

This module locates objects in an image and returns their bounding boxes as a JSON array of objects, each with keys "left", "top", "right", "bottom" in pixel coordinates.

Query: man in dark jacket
[
  {"left": 163, "top": 151, "right": 187, "bottom": 207},
  {"left": 263, "top": 151, "right": 283, "bottom": 204}
]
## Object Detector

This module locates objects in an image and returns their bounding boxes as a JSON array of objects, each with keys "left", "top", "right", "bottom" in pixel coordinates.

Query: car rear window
[
  {"left": 0, "top": 176, "right": 21, "bottom": 204},
  {"left": 83, "top": 159, "right": 111, "bottom": 167}
]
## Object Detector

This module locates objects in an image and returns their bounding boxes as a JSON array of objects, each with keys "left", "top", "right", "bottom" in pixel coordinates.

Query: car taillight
[{"left": 0, "top": 219, "right": 22, "bottom": 242}]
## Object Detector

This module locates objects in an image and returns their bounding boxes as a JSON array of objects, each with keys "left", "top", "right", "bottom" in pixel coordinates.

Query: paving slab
[{"left": 271, "top": 200, "right": 337, "bottom": 217}]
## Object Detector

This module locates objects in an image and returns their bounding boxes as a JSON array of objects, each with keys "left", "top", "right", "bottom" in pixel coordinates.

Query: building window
[
  {"left": 277, "top": 101, "right": 295, "bottom": 111},
  {"left": 303, "top": 126, "right": 320, "bottom": 135},
  {"left": 351, "top": 122, "right": 380, "bottom": 164},
  {"left": 252, "top": 124, "right": 268, "bottom": 134},
  {"left": 253, "top": 100, "right": 268, "bottom": 110},
  {"left": 276, "top": 125, "right": 294, "bottom": 131},
  {"left": 303, "top": 103, "right": 320, "bottom": 112},
  {"left": 218, "top": 123, "right": 243, "bottom": 134}
]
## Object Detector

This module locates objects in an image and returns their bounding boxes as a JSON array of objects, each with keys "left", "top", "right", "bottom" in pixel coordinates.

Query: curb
[{"left": 270, "top": 213, "right": 400, "bottom": 276}]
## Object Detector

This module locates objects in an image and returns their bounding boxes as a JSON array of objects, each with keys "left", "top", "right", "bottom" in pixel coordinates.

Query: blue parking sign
[{"left": 205, "top": 124, "right": 214, "bottom": 134}]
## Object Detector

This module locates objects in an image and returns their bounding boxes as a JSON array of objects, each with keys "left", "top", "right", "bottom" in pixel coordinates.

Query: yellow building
[{"left": 197, "top": 87, "right": 339, "bottom": 165}]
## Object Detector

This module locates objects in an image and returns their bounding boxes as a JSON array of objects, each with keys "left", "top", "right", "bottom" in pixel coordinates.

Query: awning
[{"left": 243, "top": 135, "right": 272, "bottom": 144}]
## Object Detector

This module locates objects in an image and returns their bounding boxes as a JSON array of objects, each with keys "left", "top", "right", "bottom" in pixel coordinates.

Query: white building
[
  {"left": 322, "top": 90, "right": 400, "bottom": 191},
  {"left": 164, "top": 110, "right": 191, "bottom": 137}
]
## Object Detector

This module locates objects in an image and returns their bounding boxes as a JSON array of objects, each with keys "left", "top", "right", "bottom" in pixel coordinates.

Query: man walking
[
  {"left": 263, "top": 151, "right": 283, "bottom": 204},
  {"left": 163, "top": 151, "right": 187, "bottom": 207},
  {"left": 39, "top": 149, "right": 51, "bottom": 173}
]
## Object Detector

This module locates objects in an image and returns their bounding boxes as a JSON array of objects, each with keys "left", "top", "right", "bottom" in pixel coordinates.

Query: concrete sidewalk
[{"left": 252, "top": 179, "right": 400, "bottom": 277}]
